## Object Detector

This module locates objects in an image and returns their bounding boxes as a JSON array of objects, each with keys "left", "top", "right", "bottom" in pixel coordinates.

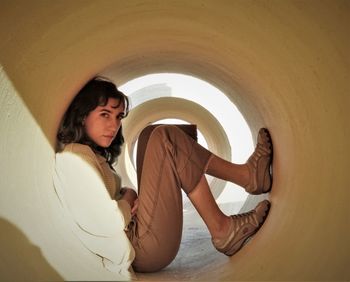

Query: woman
[{"left": 55, "top": 76, "right": 272, "bottom": 276}]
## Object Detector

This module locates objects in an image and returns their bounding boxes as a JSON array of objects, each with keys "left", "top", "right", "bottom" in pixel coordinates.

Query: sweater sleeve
[
  {"left": 54, "top": 145, "right": 131, "bottom": 236},
  {"left": 117, "top": 199, "right": 132, "bottom": 227}
]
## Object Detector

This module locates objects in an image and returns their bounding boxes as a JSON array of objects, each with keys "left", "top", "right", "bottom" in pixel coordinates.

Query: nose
[{"left": 108, "top": 118, "right": 120, "bottom": 132}]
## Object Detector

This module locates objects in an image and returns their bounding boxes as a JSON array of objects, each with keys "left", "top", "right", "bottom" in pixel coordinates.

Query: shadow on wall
[{"left": 0, "top": 217, "right": 63, "bottom": 281}]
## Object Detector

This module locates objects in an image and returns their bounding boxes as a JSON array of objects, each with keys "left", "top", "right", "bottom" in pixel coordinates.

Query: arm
[
  {"left": 54, "top": 146, "right": 135, "bottom": 278},
  {"left": 54, "top": 147, "right": 131, "bottom": 235}
]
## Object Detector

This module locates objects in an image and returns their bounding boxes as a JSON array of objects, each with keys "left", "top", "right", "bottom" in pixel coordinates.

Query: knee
[
  {"left": 150, "top": 125, "right": 177, "bottom": 141},
  {"left": 141, "top": 125, "right": 175, "bottom": 153},
  {"left": 154, "top": 124, "right": 177, "bottom": 134}
]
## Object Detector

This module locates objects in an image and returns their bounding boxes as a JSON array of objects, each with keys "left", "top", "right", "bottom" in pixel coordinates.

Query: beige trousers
[{"left": 127, "top": 125, "right": 212, "bottom": 272}]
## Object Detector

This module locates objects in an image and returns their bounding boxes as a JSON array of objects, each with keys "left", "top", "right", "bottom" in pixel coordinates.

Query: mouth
[{"left": 103, "top": 135, "right": 114, "bottom": 140}]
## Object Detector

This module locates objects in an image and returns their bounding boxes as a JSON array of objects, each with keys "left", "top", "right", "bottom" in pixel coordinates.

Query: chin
[
  {"left": 96, "top": 141, "right": 111, "bottom": 148},
  {"left": 101, "top": 143, "right": 111, "bottom": 148},
  {"left": 96, "top": 138, "right": 113, "bottom": 148}
]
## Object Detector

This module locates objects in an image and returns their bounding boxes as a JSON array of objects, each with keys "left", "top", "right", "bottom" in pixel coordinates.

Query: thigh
[{"left": 130, "top": 128, "right": 183, "bottom": 272}]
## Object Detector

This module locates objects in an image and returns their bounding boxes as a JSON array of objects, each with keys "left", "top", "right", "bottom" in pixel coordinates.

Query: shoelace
[
  {"left": 250, "top": 142, "right": 271, "bottom": 162},
  {"left": 231, "top": 210, "right": 258, "bottom": 229},
  {"left": 245, "top": 138, "right": 272, "bottom": 192}
]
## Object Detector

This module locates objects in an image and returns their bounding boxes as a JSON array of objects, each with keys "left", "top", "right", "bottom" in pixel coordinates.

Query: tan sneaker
[
  {"left": 245, "top": 128, "right": 273, "bottom": 195},
  {"left": 212, "top": 200, "right": 271, "bottom": 256}
]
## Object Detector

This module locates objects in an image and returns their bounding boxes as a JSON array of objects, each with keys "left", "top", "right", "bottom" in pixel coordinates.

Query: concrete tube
[{"left": 0, "top": 1, "right": 349, "bottom": 280}]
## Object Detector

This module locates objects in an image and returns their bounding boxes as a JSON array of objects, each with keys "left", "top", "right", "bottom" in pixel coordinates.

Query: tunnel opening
[{"left": 118, "top": 73, "right": 254, "bottom": 208}]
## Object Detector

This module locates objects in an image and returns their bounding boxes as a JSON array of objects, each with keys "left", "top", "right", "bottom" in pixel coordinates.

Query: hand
[
  {"left": 120, "top": 187, "right": 138, "bottom": 213},
  {"left": 131, "top": 198, "right": 139, "bottom": 216}
]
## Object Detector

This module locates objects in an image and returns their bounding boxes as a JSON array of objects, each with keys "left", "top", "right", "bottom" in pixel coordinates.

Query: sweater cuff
[{"left": 116, "top": 199, "right": 132, "bottom": 227}]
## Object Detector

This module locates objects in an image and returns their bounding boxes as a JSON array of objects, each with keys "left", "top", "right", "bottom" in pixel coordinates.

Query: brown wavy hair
[{"left": 57, "top": 76, "right": 130, "bottom": 165}]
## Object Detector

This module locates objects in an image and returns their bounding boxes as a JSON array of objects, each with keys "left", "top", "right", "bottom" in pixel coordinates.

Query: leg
[
  {"left": 206, "top": 156, "right": 250, "bottom": 187},
  {"left": 188, "top": 175, "right": 271, "bottom": 257},
  {"left": 129, "top": 125, "right": 212, "bottom": 272},
  {"left": 188, "top": 175, "right": 231, "bottom": 240},
  {"left": 129, "top": 125, "right": 271, "bottom": 267},
  {"left": 206, "top": 128, "right": 273, "bottom": 194},
  {"left": 184, "top": 128, "right": 273, "bottom": 255}
]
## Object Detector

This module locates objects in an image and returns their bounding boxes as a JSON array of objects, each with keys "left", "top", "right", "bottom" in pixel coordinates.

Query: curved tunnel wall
[{"left": 0, "top": 1, "right": 349, "bottom": 280}]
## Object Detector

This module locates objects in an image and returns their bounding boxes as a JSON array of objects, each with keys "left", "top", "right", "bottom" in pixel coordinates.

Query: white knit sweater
[{"left": 53, "top": 143, "right": 135, "bottom": 280}]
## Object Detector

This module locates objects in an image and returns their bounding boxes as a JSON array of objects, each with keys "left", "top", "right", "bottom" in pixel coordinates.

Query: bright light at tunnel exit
[{"left": 119, "top": 73, "right": 253, "bottom": 204}]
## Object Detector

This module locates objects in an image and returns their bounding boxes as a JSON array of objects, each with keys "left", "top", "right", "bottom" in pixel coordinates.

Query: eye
[
  {"left": 101, "top": 112, "right": 109, "bottom": 118},
  {"left": 117, "top": 113, "right": 125, "bottom": 120}
]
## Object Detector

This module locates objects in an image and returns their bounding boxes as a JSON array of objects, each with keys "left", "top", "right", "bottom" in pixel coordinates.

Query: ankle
[
  {"left": 239, "top": 164, "right": 250, "bottom": 188},
  {"left": 211, "top": 216, "right": 231, "bottom": 240}
]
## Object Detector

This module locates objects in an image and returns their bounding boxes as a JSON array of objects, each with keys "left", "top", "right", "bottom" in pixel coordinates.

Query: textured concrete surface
[{"left": 0, "top": 1, "right": 349, "bottom": 280}]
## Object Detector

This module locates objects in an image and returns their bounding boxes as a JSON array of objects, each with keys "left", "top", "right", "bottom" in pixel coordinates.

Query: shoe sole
[{"left": 257, "top": 128, "right": 273, "bottom": 194}]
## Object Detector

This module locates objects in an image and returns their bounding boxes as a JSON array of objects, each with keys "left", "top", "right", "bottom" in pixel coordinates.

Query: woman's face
[{"left": 84, "top": 98, "right": 125, "bottom": 148}]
